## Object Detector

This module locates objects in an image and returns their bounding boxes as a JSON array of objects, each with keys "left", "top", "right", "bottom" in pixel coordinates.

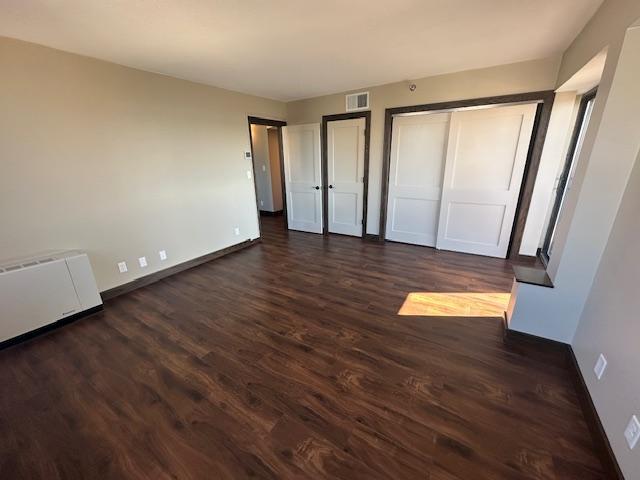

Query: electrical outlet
[
  {"left": 234, "top": 227, "right": 240, "bottom": 236},
  {"left": 159, "top": 250, "right": 167, "bottom": 261},
  {"left": 260, "top": 200, "right": 264, "bottom": 207},
  {"left": 262, "top": 164, "right": 266, "bottom": 172},
  {"left": 624, "top": 415, "right": 640, "bottom": 450},
  {"left": 117, "top": 261, "right": 128, "bottom": 273},
  {"left": 594, "top": 354, "right": 607, "bottom": 380},
  {"left": 246, "top": 170, "right": 252, "bottom": 180},
  {"left": 138, "top": 256, "right": 148, "bottom": 268}
]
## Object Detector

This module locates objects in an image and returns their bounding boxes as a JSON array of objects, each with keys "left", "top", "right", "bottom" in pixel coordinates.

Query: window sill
[{"left": 512, "top": 265, "right": 554, "bottom": 288}]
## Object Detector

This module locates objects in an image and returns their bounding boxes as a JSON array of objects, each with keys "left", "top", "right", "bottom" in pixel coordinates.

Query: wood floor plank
[{"left": 0, "top": 216, "right": 607, "bottom": 479}]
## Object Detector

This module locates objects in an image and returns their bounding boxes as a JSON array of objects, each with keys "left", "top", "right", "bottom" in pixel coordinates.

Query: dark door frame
[
  {"left": 378, "top": 90, "right": 555, "bottom": 260},
  {"left": 321, "top": 111, "right": 372, "bottom": 238},
  {"left": 540, "top": 87, "right": 598, "bottom": 264},
  {"left": 247, "top": 116, "right": 288, "bottom": 236}
]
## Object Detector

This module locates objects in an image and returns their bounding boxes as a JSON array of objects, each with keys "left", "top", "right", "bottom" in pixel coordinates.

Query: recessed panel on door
[
  {"left": 385, "top": 112, "right": 451, "bottom": 246},
  {"left": 282, "top": 124, "right": 323, "bottom": 233},
  {"left": 327, "top": 118, "right": 366, "bottom": 236},
  {"left": 436, "top": 103, "right": 537, "bottom": 257}
]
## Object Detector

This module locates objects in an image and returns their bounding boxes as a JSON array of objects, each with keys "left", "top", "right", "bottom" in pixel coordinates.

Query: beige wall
[
  {"left": 572, "top": 17, "right": 640, "bottom": 479},
  {"left": 573, "top": 149, "right": 640, "bottom": 479},
  {"left": 557, "top": 0, "right": 640, "bottom": 87},
  {"left": 0, "top": 36, "right": 286, "bottom": 292},
  {"left": 510, "top": 9, "right": 640, "bottom": 476},
  {"left": 287, "top": 56, "right": 561, "bottom": 235},
  {"left": 510, "top": 19, "right": 640, "bottom": 341}
]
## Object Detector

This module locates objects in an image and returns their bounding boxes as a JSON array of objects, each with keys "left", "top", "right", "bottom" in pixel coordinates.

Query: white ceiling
[{"left": 0, "top": 0, "right": 603, "bottom": 101}]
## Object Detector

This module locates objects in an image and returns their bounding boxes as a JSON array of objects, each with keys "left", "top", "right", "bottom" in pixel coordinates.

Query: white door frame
[
  {"left": 321, "top": 112, "right": 371, "bottom": 237},
  {"left": 379, "top": 92, "right": 554, "bottom": 259}
]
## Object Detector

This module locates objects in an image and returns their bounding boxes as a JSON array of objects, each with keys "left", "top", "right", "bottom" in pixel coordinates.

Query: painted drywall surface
[
  {"left": 557, "top": 0, "right": 640, "bottom": 87},
  {"left": 267, "top": 128, "right": 283, "bottom": 211},
  {"left": 519, "top": 91, "right": 578, "bottom": 256},
  {"left": 0, "top": 36, "right": 286, "bottom": 291},
  {"left": 286, "top": 57, "right": 562, "bottom": 235},
  {"left": 251, "top": 124, "right": 275, "bottom": 212},
  {"left": 509, "top": 23, "right": 640, "bottom": 344},
  {"left": 573, "top": 149, "right": 640, "bottom": 479}
]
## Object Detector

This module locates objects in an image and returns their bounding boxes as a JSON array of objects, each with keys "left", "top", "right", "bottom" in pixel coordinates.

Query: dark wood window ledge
[{"left": 512, "top": 265, "right": 554, "bottom": 288}]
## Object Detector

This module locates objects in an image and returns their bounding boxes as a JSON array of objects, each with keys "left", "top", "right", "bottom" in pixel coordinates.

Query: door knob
[
  {"left": 328, "top": 185, "right": 334, "bottom": 189},
  {"left": 313, "top": 186, "right": 320, "bottom": 190}
]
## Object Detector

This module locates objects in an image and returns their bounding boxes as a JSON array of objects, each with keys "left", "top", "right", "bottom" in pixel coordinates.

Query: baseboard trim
[
  {"left": 502, "top": 320, "right": 624, "bottom": 479},
  {"left": 503, "top": 325, "right": 568, "bottom": 348},
  {"left": 101, "top": 238, "right": 261, "bottom": 301},
  {"left": 0, "top": 305, "right": 104, "bottom": 351},
  {"left": 568, "top": 346, "right": 625, "bottom": 480}
]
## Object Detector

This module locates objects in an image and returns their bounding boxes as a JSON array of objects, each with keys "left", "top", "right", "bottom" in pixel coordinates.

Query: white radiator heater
[{"left": 0, "top": 250, "right": 102, "bottom": 344}]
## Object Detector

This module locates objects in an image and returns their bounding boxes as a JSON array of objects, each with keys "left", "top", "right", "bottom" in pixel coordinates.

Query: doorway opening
[
  {"left": 379, "top": 91, "right": 555, "bottom": 260},
  {"left": 247, "top": 116, "right": 287, "bottom": 234}
]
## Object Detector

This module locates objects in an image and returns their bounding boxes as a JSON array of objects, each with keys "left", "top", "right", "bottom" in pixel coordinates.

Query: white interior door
[
  {"left": 282, "top": 124, "right": 323, "bottom": 233},
  {"left": 327, "top": 117, "right": 366, "bottom": 236},
  {"left": 436, "top": 103, "right": 537, "bottom": 258},
  {"left": 385, "top": 112, "right": 451, "bottom": 246}
]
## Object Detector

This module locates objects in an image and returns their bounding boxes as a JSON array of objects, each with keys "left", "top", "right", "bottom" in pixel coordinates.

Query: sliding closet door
[
  {"left": 436, "top": 103, "right": 537, "bottom": 258},
  {"left": 385, "top": 112, "right": 451, "bottom": 246}
]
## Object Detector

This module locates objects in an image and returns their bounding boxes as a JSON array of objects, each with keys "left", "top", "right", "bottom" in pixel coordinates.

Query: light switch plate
[
  {"left": 159, "top": 250, "right": 167, "bottom": 261},
  {"left": 624, "top": 415, "right": 640, "bottom": 450},
  {"left": 244, "top": 151, "right": 252, "bottom": 160},
  {"left": 594, "top": 354, "right": 607, "bottom": 380},
  {"left": 138, "top": 256, "right": 148, "bottom": 268},
  {"left": 117, "top": 261, "right": 128, "bottom": 273},
  {"left": 262, "top": 165, "right": 266, "bottom": 171}
]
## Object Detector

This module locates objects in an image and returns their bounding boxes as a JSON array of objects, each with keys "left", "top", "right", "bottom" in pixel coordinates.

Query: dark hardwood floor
[{"left": 0, "top": 217, "right": 606, "bottom": 479}]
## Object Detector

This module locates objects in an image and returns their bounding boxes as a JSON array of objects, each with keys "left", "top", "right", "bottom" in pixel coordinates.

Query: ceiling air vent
[{"left": 346, "top": 92, "right": 369, "bottom": 112}]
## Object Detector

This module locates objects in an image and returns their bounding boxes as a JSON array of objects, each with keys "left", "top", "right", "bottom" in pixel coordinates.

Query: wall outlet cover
[
  {"left": 246, "top": 170, "right": 252, "bottom": 180},
  {"left": 159, "top": 250, "right": 167, "bottom": 261},
  {"left": 262, "top": 165, "right": 266, "bottom": 171},
  {"left": 234, "top": 227, "right": 240, "bottom": 236},
  {"left": 244, "top": 151, "right": 252, "bottom": 160},
  {"left": 117, "top": 261, "right": 128, "bottom": 273},
  {"left": 624, "top": 415, "right": 640, "bottom": 450},
  {"left": 594, "top": 353, "right": 607, "bottom": 380},
  {"left": 138, "top": 256, "right": 148, "bottom": 268}
]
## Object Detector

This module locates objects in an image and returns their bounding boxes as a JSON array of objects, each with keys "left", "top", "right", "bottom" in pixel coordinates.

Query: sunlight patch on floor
[{"left": 398, "top": 292, "right": 511, "bottom": 317}]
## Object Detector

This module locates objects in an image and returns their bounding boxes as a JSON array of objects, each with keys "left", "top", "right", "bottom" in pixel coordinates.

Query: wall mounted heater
[{"left": 0, "top": 250, "right": 102, "bottom": 345}]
